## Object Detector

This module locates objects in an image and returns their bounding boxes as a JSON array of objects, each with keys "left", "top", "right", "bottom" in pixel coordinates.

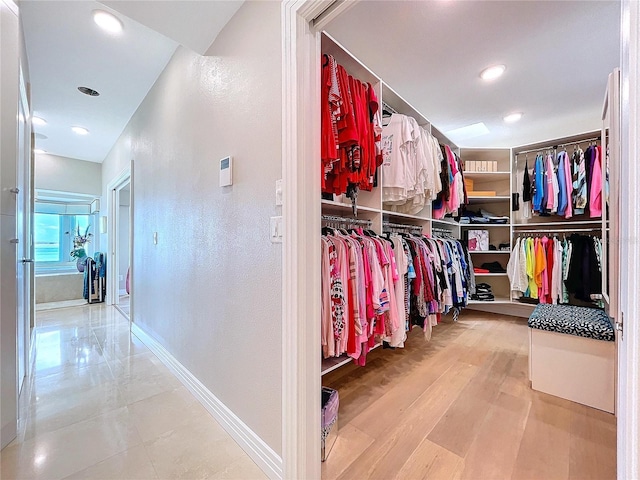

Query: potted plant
[{"left": 70, "top": 225, "right": 93, "bottom": 272}]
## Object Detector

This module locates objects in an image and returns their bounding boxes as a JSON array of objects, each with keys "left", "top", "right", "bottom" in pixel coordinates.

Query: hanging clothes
[
  {"left": 321, "top": 229, "right": 470, "bottom": 365},
  {"left": 572, "top": 147, "right": 588, "bottom": 214},
  {"left": 508, "top": 233, "right": 602, "bottom": 306},
  {"left": 381, "top": 113, "right": 443, "bottom": 214},
  {"left": 589, "top": 145, "right": 603, "bottom": 218},
  {"left": 321, "top": 55, "right": 382, "bottom": 199}
]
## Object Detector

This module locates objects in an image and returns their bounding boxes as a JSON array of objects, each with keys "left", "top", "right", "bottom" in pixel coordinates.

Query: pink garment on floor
[{"left": 590, "top": 146, "right": 603, "bottom": 218}]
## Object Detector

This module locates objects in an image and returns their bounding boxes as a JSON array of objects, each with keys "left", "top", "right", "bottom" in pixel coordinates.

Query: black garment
[
  {"left": 438, "top": 145, "right": 451, "bottom": 202},
  {"left": 481, "top": 261, "right": 506, "bottom": 273},
  {"left": 584, "top": 146, "right": 596, "bottom": 215},
  {"left": 522, "top": 157, "right": 532, "bottom": 202},
  {"left": 565, "top": 234, "right": 601, "bottom": 302}
]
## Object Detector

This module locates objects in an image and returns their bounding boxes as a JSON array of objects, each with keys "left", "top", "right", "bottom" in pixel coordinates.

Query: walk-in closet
[{"left": 316, "top": 2, "right": 620, "bottom": 478}]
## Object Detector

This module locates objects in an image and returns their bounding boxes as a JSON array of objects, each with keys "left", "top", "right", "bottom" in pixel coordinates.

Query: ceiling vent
[{"left": 78, "top": 86, "right": 100, "bottom": 97}]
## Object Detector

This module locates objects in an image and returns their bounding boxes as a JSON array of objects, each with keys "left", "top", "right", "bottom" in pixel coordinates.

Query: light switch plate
[
  {"left": 220, "top": 156, "right": 233, "bottom": 187},
  {"left": 270, "top": 216, "right": 283, "bottom": 243},
  {"left": 275, "top": 179, "right": 283, "bottom": 206}
]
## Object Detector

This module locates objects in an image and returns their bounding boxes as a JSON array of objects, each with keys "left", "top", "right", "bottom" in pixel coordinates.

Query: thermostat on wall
[{"left": 219, "top": 156, "right": 233, "bottom": 187}]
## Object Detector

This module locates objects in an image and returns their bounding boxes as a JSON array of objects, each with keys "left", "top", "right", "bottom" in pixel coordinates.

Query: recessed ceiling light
[
  {"left": 32, "top": 116, "right": 47, "bottom": 126},
  {"left": 78, "top": 86, "right": 100, "bottom": 97},
  {"left": 71, "top": 126, "right": 90, "bottom": 135},
  {"left": 34, "top": 149, "right": 46, "bottom": 154},
  {"left": 480, "top": 64, "right": 506, "bottom": 81},
  {"left": 93, "top": 10, "right": 123, "bottom": 34},
  {"left": 504, "top": 112, "right": 523, "bottom": 123}
]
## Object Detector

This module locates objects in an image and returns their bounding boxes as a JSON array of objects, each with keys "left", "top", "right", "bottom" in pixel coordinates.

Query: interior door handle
[
  {"left": 10, "top": 187, "right": 19, "bottom": 194},
  {"left": 21, "top": 258, "right": 34, "bottom": 263}
]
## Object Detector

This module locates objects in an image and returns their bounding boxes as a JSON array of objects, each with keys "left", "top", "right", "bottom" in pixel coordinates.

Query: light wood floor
[{"left": 321, "top": 311, "right": 616, "bottom": 480}]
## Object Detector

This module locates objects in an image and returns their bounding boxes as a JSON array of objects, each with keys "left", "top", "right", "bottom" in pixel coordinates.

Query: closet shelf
[
  {"left": 431, "top": 217, "right": 459, "bottom": 227},
  {"left": 469, "top": 250, "right": 511, "bottom": 254},
  {"left": 321, "top": 356, "right": 353, "bottom": 376},
  {"left": 467, "top": 196, "right": 511, "bottom": 203},
  {"left": 460, "top": 223, "right": 510, "bottom": 228},
  {"left": 513, "top": 220, "right": 602, "bottom": 227},
  {"left": 463, "top": 171, "right": 511, "bottom": 179},
  {"left": 469, "top": 298, "right": 512, "bottom": 305},
  {"left": 381, "top": 210, "right": 430, "bottom": 222},
  {"left": 321, "top": 342, "right": 382, "bottom": 376},
  {"left": 321, "top": 199, "right": 380, "bottom": 214}
]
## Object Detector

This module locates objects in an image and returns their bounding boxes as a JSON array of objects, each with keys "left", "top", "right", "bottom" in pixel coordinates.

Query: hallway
[{"left": 0, "top": 305, "right": 266, "bottom": 479}]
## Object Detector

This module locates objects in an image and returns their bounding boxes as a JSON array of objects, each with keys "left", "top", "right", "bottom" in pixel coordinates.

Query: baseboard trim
[
  {"left": 131, "top": 322, "right": 283, "bottom": 479},
  {"left": 1, "top": 422, "right": 17, "bottom": 450}
]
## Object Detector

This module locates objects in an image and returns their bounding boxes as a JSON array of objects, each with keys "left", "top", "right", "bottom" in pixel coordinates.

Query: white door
[
  {"left": 601, "top": 68, "right": 620, "bottom": 324},
  {"left": 1, "top": 0, "right": 20, "bottom": 449},
  {"left": 16, "top": 67, "right": 32, "bottom": 393}
]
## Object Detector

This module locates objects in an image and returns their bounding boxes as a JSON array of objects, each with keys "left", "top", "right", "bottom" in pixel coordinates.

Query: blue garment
[
  {"left": 557, "top": 151, "right": 568, "bottom": 215},
  {"left": 533, "top": 154, "right": 545, "bottom": 212}
]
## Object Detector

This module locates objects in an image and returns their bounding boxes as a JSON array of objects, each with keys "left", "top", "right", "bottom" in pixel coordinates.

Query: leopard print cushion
[{"left": 528, "top": 304, "right": 614, "bottom": 342}]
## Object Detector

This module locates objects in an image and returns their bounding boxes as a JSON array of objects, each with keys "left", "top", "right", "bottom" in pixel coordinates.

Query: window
[{"left": 35, "top": 213, "right": 94, "bottom": 271}]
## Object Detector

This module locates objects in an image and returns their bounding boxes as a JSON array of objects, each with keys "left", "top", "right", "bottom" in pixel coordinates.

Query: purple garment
[
  {"left": 540, "top": 155, "right": 549, "bottom": 215},
  {"left": 584, "top": 146, "right": 596, "bottom": 211},
  {"left": 557, "top": 152, "right": 568, "bottom": 215}
]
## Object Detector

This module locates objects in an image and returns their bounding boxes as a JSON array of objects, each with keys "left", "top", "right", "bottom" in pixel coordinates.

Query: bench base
[{"left": 529, "top": 328, "right": 615, "bottom": 413}]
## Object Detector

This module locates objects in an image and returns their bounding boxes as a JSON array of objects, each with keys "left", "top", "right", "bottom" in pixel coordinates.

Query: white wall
[
  {"left": 101, "top": 1, "right": 282, "bottom": 455},
  {"left": 35, "top": 153, "right": 101, "bottom": 196}
]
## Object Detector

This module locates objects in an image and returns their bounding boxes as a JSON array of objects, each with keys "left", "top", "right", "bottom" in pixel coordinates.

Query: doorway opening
[{"left": 109, "top": 167, "right": 132, "bottom": 321}]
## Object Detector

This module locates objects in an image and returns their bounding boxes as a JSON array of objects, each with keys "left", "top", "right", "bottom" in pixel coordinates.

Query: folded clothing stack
[
  {"left": 471, "top": 282, "right": 494, "bottom": 301},
  {"left": 480, "top": 261, "right": 506, "bottom": 273},
  {"left": 459, "top": 208, "right": 509, "bottom": 225}
]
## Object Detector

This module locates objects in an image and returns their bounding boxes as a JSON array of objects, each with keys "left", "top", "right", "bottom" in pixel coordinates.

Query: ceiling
[
  {"left": 20, "top": 1, "right": 242, "bottom": 163},
  {"left": 21, "top": 1, "right": 620, "bottom": 164},
  {"left": 325, "top": 1, "right": 620, "bottom": 148}
]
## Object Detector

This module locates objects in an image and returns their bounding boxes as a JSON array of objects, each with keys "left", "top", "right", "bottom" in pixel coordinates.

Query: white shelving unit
[
  {"left": 320, "top": 32, "right": 463, "bottom": 373},
  {"left": 460, "top": 148, "right": 513, "bottom": 312}
]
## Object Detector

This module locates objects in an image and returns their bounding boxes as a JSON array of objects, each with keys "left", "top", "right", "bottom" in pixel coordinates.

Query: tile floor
[{"left": 0, "top": 304, "right": 267, "bottom": 480}]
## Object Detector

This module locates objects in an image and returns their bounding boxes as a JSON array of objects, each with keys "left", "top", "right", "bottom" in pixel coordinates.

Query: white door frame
[
  {"left": 617, "top": 1, "right": 640, "bottom": 477},
  {"left": 283, "top": 1, "right": 640, "bottom": 479},
  {"left": 16, "top": 64, "right": 32, "bottom": 390},
  {"left": 281, "top": 2, "right": 355, "bottom": 478},
  {"left": 106, "top": 164, "right": 132, "bottom": 312}
]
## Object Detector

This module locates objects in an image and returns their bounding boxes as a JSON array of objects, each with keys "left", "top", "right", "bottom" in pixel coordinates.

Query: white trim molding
[
  {"left": 280, "top": 2, "right": 356, "bottom": 478},
  {"left": 618, "top": 1, "right": 640, "bottom": 478},
  {"left": 281, "top": 2, "right": 322, "bottom": 478},
  {"left": 106, "top": 165, "right": 131, "bottom": 306},
  {"left": 131, "top": 323, "right": 283, "bottom": 479}
]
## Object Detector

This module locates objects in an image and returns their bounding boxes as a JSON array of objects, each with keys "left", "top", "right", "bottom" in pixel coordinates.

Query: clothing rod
[
  {"left": 382, "top": 101, "right": 398, "bottom": 115},
  {"left": 432, "top": 227, "right": 455, "bottom": 232},
  {"left": 321, "top": 215, "right": 372, "bottom": 226},
  {"left": 383, "top": 221, "right": 422, "bottom": 230},
  {"left": 514, "top": 137, "right": 601, "bottom": 156},
  {"left": 514, "top": 228, "right": 601, "bottom": 234}
]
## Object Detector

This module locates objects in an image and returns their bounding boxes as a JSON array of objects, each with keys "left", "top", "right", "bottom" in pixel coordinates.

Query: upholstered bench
[{"left": 528, "top": 304, "right": 615, "bottom": 413}]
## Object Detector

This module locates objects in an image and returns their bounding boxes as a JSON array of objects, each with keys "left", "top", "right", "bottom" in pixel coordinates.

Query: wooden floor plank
[
  {"left": 511, "top": 391, "right": 573, "bottom": 480},
  {"left": 321, "top": 312, "right": 617, "bottom": 480},
  {"left": 569, "top": 404, "right": 616, "bottom": 480},
  {"left": 335, "top": 361, "right": 477, "bottom": 480},
  {"left": 321, "top": 424, "right": 375, "bottom": 480},
  {"left": 394, "top": 438, "right": 464, "bottom": 480},
  {"left": 461, "top": 392, "right": 531, "bottom": 480},
  {"left": 426, "top": 349, "right": 516, "bottom": 457}
]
